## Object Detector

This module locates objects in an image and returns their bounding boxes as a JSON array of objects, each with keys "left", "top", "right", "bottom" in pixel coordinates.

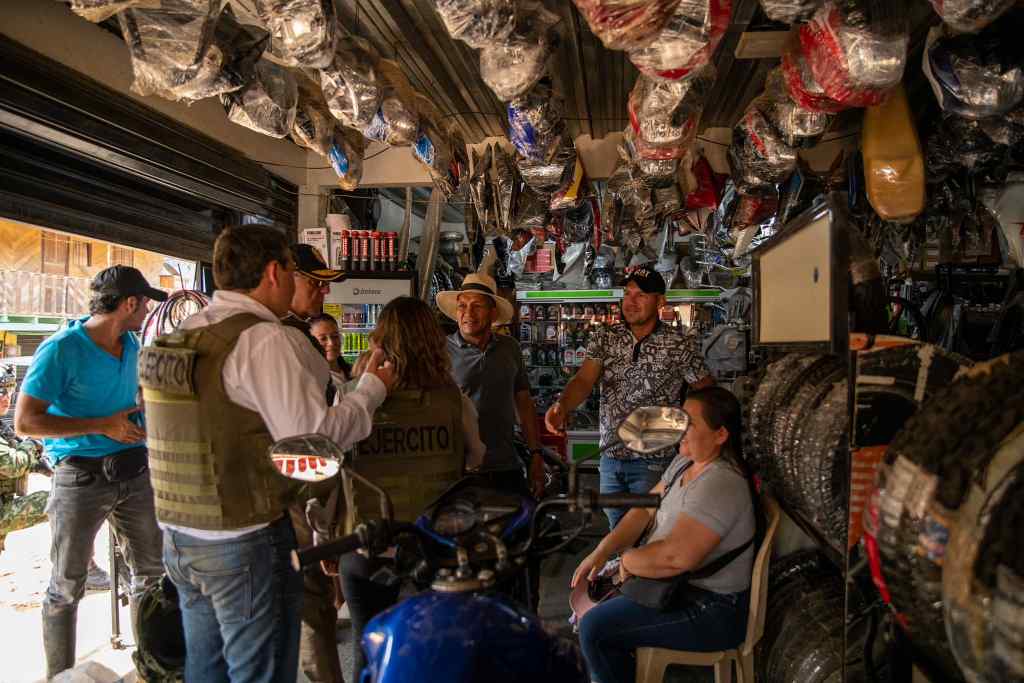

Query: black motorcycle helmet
[{"left": 132, "top": 575, "right": 186, "bottom": 682}]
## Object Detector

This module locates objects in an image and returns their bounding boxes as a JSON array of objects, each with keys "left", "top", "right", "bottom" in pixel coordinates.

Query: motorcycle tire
[{"left": 875, "top": 352, "right": 1024, "bottom": 680}]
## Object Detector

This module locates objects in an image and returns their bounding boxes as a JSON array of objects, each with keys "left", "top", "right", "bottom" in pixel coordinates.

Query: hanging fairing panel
[
  {"left": 328, "top": 127, "right": 365, "bottom": 191},
  {"left": 253, "top": 0, "right": 337, "bottom": 68},
  {"left": 728, "top": 98, "right": 797, "bottom": 192},
  {"left": 222, "top": 58, "right": 298, "bottom": 138},
  {"left": 433, "top": 0, "right": 518, "bottom": 48},
  {"left": 516, "top": 137, "right": 577, "bottom": 195},
  {"left": 628, "top": 67, "right": 713, "bottom": 159},
  {"left": 781, "top": 38, "right": 846, "bottom": 113},
  {"left": 120, "top": 1, "right": 263, "bottom": 102},
  {"left": 470, "top": 144, "right": 497, "bottom": 235},
  {"left": 922, "top": 21, "right": 1024, "bottom": 121},
  {"left": 508, "top": 81, "right": 565, "bottom": 162},
  {"left": 320, "top": 34, "right": 381, "bottom": 130},
  {"left": 763, "top": 67, "right": 833, "bottom": 147},
  {"left": 479, "top": 4, "right": 559, "bottom": 101},
  {"left": 928, "top": 0, "right": 1016, "bottom": 34},
  {"left": 798, "top": 0, "right": 908, "bottom": 108},
  {"left": 291, "top": 79, "right": 335, "bottom": 156},
  {"left": 364, "top": 60, "right": 420, "bottom": 146},
  {"left": 571, "top": 0, "right": 682, "bottom": 52},
  {"left": 491, "top": 144, "right": 520, "bottom": 235},
  {"left": 628, "top": 0, "right": 731, "bottom": 82}
]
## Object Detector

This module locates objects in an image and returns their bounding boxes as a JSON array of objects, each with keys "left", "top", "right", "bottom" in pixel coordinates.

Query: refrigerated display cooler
[{"left": 322, "top": 272, "right": 416, "bottom": 366}]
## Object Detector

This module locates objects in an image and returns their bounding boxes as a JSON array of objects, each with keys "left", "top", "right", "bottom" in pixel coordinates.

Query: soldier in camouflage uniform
[{"left": 0, "top": 363, "right": 49, "bottom": 552}]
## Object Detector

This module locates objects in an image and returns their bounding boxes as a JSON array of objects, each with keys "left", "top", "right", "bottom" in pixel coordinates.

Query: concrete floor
[{"left": 1, "top": 472, "right": 730, "bottom": 682}]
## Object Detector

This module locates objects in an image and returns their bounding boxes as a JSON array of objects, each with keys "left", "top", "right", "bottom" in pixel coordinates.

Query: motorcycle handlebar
[{"left": 291, "top": 532, "right": 364, "bottom": 571}]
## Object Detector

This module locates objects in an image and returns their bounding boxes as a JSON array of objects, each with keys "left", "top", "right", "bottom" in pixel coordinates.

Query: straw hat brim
[{"left": 436, "top": 289, "right": 515, "bottom": 325}]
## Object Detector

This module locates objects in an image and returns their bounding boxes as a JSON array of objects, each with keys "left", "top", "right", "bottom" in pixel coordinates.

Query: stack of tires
[{"left": 866, "top": 351, "right": 1024, "bottom": 681}]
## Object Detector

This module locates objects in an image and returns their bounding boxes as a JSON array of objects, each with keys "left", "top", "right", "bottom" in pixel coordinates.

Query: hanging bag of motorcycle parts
[{"left": 619, "top": 460, "right": 765, "bottom": 611}]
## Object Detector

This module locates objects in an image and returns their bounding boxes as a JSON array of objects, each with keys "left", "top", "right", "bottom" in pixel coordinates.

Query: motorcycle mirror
[
  {"left": 268, "top": 434, "right": 343, "bottom": 483},
  {"left": 616, "top": 406, "right": 691, "bottom": 454}
]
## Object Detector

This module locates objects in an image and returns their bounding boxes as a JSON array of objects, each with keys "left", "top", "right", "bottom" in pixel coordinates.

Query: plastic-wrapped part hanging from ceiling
[
  {"left": 554, "top": 199, "right": 598, "bottom": 286},
  {"left": 470, "top": 145, "right": 498, "bottom": 236},
  {"left": 627, "top": 0, "right": 731, "bottom": 82},
  {"left": 119, "top": 1, "right": 254, "bottom": 102},
  {"left": 507, "top": 81, "right": 566, "bottom": 162},
  {"left": 222, "top": 58, "right": 298, "bottom": 138},
  {"left": 798, "top": 0, "right": 908, "bottom": 109},
  {"left": 780, "top": 38, "right": 846, "bottom": 114},
  {"left": 363, "top": 60, "right": 421, "bottom": 146},
  {"left": 571, "top": 0, "right": 682, "bottom": 52},
  {"left": 628, "top": 67, "right": 714, "bottom": 159},
  {"left": 320, "top": 34, "right": 381, "bottom": 130},
  {"left": 69, "top": 0, "right": 158, "bottom": 23},
  {"left": 414, "top": 119, "right": 457, "bottom": 197},
  {"left": 516, "top": 138, "right": 578, "bottom": 195},
  {"left": 727, "top": 97, "right": 797, "bottom": 192},
  {"left": 291, "top": 81, "right": 335, "bottom": 156},
  {"left": 252, "top": 0, "right": 337, "bottom": 68},
  {"left": 762, "top": 67, "right": 834, "bottom": 147},
  {"left": 922, "top": 19, "right": 1024, "bottom": 121},
  {"left": 757, "top": 0, "right": 823, "bottom": 24},
  {"left": 479, "top": 3, "right": 560, "bottom": 102},
  {"left": 432, "top": 0, "right": 518, "bottom": 48},
  {"left": 328, "top": 127, "right": 366, "bottom": 191},
  {"left": 928, "top": 0, "right": 1016, "bottom": 34},
  {"left": 491, "top": 145, "right": 520, "bottom": 236}
]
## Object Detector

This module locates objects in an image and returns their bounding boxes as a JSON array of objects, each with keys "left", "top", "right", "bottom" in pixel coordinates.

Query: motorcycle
[{"left": 275, "top": 405, "right": 691, "bottom": 683}]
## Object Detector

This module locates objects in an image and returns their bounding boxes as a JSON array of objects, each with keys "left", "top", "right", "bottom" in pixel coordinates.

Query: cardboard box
[{"left": 300, "top": 228, "right": 329, "bottom": 264}]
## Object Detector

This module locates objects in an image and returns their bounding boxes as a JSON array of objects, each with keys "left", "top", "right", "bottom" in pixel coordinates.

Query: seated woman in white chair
[{"left": 573, "top": 387, "right": 756, "bottom": 683}]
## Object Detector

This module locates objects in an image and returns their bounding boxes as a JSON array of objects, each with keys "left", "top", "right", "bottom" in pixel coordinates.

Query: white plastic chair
[{"left": 635, "top": 495, "right": 782, "bottom": 683}]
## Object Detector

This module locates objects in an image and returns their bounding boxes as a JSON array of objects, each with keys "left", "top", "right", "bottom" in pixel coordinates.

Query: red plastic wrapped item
[
  {"left": 571, "top": 0, "right": 682, "bottom": 51},
  {"left": 685, "top": 154, "right": 721, "bottom": 209},
  {"left": 627, "top": 67, "right": 713, "bottom": 159},
  {"left": 781, "top": 38, "right": 846, "bottom": 113},
  {"left": 928, "top": 0, "right": 1016, "bottom": 34},
  {"left": 728, "top": 98, "right": 797, "bottom": 191},
  {"left": 798, "top": 0, "right": 908, "bottom": 108},
  {"left": 628, "top": 0, "right": 731, "bottom": 81}
]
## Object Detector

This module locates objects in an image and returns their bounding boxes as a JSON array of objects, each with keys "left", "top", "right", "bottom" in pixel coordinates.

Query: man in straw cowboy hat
[{"left": 438, "top": 273, "right": 545, "bottom": 499}]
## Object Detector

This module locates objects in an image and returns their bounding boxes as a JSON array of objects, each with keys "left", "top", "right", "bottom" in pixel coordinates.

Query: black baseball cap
[
  {"left": 91, "top": 266, "right": 168, "bottom": 302},
  {"left": 623, "top": 266, "right": 666, "bottom": 295},
  {"left": 291, "top": 243, "right": 346, "bottom": 283}
]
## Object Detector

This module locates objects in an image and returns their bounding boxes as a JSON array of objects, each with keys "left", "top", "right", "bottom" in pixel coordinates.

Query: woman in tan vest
[{"left": 342, "top": 296, "right": 484, "bottom": 679}]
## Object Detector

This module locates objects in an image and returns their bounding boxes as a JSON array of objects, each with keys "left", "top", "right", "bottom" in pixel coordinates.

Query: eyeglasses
[{"left": 295, "top": 272, "right": 331, "bottom": 290}]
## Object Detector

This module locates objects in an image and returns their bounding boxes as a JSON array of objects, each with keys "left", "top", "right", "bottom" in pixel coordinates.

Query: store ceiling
[{"left": 335, "top": 0, "right": 783, "bottom": 143}]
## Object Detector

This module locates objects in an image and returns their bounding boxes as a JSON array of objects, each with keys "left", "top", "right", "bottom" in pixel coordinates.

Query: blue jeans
[
  {"left": 599, "top": 455, "right": 672, "bottom": 529},
  {"left": 163, "top": 516, "right": 303, "bottom": 683},
  {"left": 579, "top": 588, "right": 750, "bottom": 683}
]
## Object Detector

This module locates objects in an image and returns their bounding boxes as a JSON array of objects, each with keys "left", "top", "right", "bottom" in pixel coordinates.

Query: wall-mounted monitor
[{"left": 751, "top": 196, "right": 849, "bottom": 355}]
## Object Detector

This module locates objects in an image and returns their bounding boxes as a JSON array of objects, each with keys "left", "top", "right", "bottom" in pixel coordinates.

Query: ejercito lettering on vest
[
  {"left": 357, "top": 424, "right": 451, "bottom": 456},
  {"left": 137, "top": 346, "right": 196, "bottom": 396}
]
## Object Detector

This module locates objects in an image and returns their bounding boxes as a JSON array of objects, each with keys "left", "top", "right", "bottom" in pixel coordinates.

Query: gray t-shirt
[
  {"left": 647, "top": 456, "right": 755, "bottom": 594},
  {"left": 447, "top": 332, "right": 530, "bottom": 472}
]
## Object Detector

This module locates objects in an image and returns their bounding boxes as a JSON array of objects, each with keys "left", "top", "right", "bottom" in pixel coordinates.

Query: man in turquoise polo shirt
[{"left": 15, "top": 265, "right": 167, "bottom": 679}]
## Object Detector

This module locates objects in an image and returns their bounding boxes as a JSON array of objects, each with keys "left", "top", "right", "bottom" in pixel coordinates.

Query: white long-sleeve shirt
[{"left": 162, "top": 290, "right": 386, "bottom": 540}]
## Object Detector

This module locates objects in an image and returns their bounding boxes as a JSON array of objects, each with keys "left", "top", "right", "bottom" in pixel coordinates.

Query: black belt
[{"left": 62, "top": 446, "right": 148, "bottom": 482}]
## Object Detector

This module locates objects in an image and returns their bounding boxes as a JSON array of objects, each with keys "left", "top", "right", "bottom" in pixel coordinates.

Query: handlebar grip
[
  {"left": 291, "top": 532, "right": 364, "bottom": 571},
  {"left": 583, "top": 492, "right": 662, "bottom": 509}
]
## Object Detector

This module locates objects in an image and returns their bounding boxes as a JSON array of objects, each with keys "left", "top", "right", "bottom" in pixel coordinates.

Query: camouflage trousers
[{"left": 0, "top": 489, "right": 49, "bottom": 552}]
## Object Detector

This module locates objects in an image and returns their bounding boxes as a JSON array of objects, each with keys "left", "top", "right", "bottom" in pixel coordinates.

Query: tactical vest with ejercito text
[
  {"left": 345, "top": 386, "right": 463, "bottom": 531},
  {"left": 138, "top": 313, "right": 301, "bottom": 530}
]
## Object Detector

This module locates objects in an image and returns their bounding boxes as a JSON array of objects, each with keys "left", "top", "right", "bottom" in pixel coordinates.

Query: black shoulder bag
[{"left": 619, "top": 461, "right": 765, "bottom": 612}]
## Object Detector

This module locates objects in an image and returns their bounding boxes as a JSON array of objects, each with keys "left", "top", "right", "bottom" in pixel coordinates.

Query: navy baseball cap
[
  {"left": 291, "top": 243, "right": 345, "bottom": 282},
  {"left": 91, "top": 266, "right": 168, "bottom": 302},
  {"left": 623, "top": 266, "right": 666, "bottom": 295}
]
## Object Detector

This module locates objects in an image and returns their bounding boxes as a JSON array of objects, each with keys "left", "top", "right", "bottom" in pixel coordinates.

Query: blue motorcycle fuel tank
[{"left": 361, "top": 591, "right": 587, "bottom": 683}]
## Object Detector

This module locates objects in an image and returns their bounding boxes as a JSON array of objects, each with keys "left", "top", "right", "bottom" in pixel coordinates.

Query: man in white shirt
[{"left": 138, "top": 226, "right": 394, "bottom": 683}]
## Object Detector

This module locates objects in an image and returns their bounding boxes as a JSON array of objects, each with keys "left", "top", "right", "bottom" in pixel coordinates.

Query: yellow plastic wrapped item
[{"left": 861, "top": 84, "right": 924, "bottom": 223}]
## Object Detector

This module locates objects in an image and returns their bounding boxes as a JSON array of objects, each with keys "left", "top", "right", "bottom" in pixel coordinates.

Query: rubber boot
[{"left": 42, "top": 607, "right": 77, "bottom": 679}]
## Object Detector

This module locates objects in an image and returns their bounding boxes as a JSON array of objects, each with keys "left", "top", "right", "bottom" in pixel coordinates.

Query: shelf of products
[{"left": 325, "top": 303, "right": 384, "bottom": 361}]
